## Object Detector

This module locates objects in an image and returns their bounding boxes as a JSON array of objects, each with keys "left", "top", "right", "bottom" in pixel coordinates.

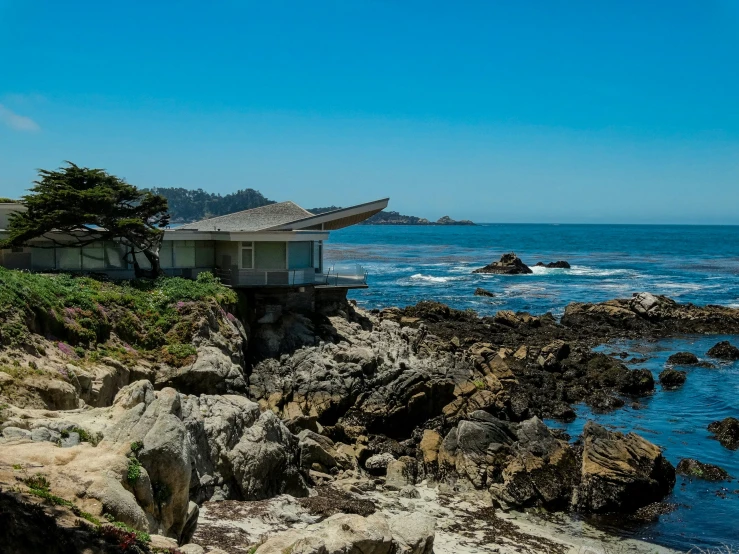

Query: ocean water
[
  {"left": 324, "top": 224, "right": 739, "bottom": 551},
  {"left": 324, "top": 224, "right": 739, "bottom": 316}
]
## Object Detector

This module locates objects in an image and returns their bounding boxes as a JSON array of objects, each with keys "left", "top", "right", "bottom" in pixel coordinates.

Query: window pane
[
  {"left": 173, "top": 240, "right": 195, "bottom": 267},
  {"left": 134, "top": 250, "right": 152, "bottom": 270},
  {"left": 288, "top": 242, "right": 312, "bottom": 269},
  {"left": 241, "top": 248, "right": 253, "bottom": 269},
  {"left": 82, "top": 243, "right": 106, "bottom": 270},
  {"left": 106, "top": 243, "right": 125, "bottom": 268},
  {"left": 254, "top": 242, "right": 286, "bottom": 270},
  {"left": 31, "top": 246, "right": 55, "bottom": 270},
  {"left": 58, "top": 247, "right": 81, "bottom": 270},
  {"left": 160, "top": 242, "right": 173, "bottom": 268}
]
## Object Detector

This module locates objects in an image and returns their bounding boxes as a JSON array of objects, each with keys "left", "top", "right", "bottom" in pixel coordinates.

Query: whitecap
[
  {"left": 408, "top": 273, "right": 460, "bottom": 283},
  {"left": 567, "top": 265, "right": 637, "bottom": 277}
]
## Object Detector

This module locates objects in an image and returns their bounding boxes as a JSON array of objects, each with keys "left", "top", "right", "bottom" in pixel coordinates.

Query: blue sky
[{"left": 1, "top": 1, "right": 738, "bottom": 223}]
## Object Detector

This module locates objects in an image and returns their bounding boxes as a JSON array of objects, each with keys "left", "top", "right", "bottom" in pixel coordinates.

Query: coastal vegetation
[
  {"left": 0, "top": 268, "right": 236, "bottom": 363},
  {"left": 2, "top": 162, "right": 170, "bottom": 277}
]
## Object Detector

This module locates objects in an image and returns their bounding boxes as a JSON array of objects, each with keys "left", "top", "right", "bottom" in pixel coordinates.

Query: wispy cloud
[{"left": 0, "top": 103, "right": 40, "bottom": 132}]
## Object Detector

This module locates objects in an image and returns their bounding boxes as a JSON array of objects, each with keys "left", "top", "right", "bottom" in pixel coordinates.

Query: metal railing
[
  {"left": 215, "top": 265, "right": 368, "bottom": 288},
  {"left": 321, "top": 264, "right": 368, "bottom": 287}
]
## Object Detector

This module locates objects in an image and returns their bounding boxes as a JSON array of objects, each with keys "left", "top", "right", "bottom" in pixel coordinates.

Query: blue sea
[{"left": 325, "top": 224, "right": 739, "bottom": 551}]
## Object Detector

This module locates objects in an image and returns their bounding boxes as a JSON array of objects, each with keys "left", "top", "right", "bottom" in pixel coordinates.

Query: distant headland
[
  {"left": 148, "top": 187, "right": 475, "bottom": 225},
  {"left": 309, "top": 206, "right": 475, "bottom": 226}
]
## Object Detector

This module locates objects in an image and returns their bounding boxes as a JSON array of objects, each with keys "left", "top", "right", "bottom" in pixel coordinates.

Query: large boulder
[
  {"left": 666, "top": 352, "right": 699, "bottom": 366},
  {"left": 658, "top": 368, "right": 686, "bottom": 389},
  {"left": 707, "top": 341, "right": 739, "bottom": 361},
  {"left": 576, "top": 422, "right": 675, "bottom": 513},
  {"left": 228, "top": 411, "right": 308, "bottom": 500},
  {"left": 102, "top": 385, "right": 193, "bottom": 538},
  {"left": 255, "top": 512, "right": 434, "bottom": 554},
  {"left": 180, "top": 394, "right": 261, "bottom": 502},
  {"left": 473, "top": 253, "right": 533, "bottom": 275},
  {"left": 676, "top": 458, "right": 731, "bottom": 481},
  {"left": 708, "top": 417, "right": 739, "bottom": 450},
  {"left": 438, "top": 413, "right": 578, "bottom": 509}
]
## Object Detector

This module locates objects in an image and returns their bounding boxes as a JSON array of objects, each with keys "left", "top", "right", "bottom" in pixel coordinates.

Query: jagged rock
[
  {"left": 385, "top": 457, "right": 416, "bottom": 490},
  {"left": 707, "top": 340, "right": 739, "bottom": 360},
  {"left": 254, "top": 511, "right": 434, "bottom": 554},
  {"left": 535, "top": 261, "right": 571, "bottom": 269},
  {"left": 630, "top": 292, "right": 661, "bottom": 318},
  {"left": 676, "top": 458, "right": 731, "bottom": 481},
  {"left": 157, "top": 306, "right": 249, "bottom": 395},
  {"left": 2, "top": 426, "right": 31, "bottom": 440},
  {"left": 576, "top": 422, "right": 675, "bottom": 513},
  {"left": 667, "top": 352, "right": 699, "bottom": 365},
  {"left": 102, "top": 386, "right": 193, "bottom": 538},
  {"left": 24, "top": 378, "right": 78, "bottom": 410},
  {"left": 659, "top": 368, "right": 686, "bottom": 389},
  {"left": 365, "top": 453, "right": 396, "bottom": 475},
  {"left": 298, "top": 429, "right": 337, "bottom": 472},
  {"left": 180, "top": 393, "right": 261, "bottom": 502},
  {"left": 473, "top": 287, "right": 495, "bottom": 297},
  {"left": 473, "top": 253, "right": 533, "bottom": 275},
  {"left": 229, "top": 411, "right": 309, "bottom": 499},
  {"left": 708, "top": 417, "right": 739, "bottom": 450},
  {"left": 585, "top": 390, "right": 625, "bottom": 414}
]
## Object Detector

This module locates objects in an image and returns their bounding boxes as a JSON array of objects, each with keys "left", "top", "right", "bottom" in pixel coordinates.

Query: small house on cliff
[{"left": 0, "top": 198, "right": 388, "bottom": 293}]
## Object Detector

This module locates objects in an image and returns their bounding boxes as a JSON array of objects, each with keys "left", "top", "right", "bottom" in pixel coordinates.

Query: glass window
[
  {"left": 106, "top": 242, "right": 126, "bottom": 268},
  {"left": 288, "top": 241, "right": 312, "bottom": 269},
  {"left": 160, "top": 242, "right": 173, "bottom": 268},
  {"left": 173, "top": 240, "right": 195, "bottom": 267},
  {"left": 82, "top": 243, "right": 106, "bottom": 270},
  {"left": 313, "top": 241, "right": 320, "bottom": 269},
  {"left": 134, "top": 250, "right": 152, "bottom": 270},
  {"left": 254, "top": 242, "right": 286, "bottom": 270},
  {"left": 241, "top": 241, "right": 253, "bottom": 269},
  {"left": 58, "top": 247, "right": 81, "bottom": 270},
  {"left": 31, "top": 246, "right": 55, "bottom": 270}
]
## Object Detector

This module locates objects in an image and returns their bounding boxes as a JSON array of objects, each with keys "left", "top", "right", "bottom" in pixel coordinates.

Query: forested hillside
[{"left": 149, "top": 187, "right": 274, "bottom": 222}]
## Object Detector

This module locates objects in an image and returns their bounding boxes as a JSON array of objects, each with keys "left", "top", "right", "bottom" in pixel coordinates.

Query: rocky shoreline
[{"left": 2, "top": 281, "right": 739, "bottom": 553}]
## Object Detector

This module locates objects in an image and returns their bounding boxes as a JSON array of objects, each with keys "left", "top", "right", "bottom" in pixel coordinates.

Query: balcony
[{"left": 215, "top": 264, "right": 368, "bottom": 288}]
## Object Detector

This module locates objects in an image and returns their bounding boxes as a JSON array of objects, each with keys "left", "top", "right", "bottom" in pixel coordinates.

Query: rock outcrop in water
[
  {"left": 708, "top": 417, "right": 739, "bottom": 450},
  {"left": 659, "top": 368, "right": 686, "bottom": 389},
  {"left": 666, "top": 351, "right": 699, "bottom": 365},
  {"left": 535, "top": 261, "right": 571, "bottom": 269},
  {"left": 473, "top": 253, "right": 533, "bottom": 275},
  {"left": 676, "top": 458, "right": 731, "bottom": 481},
  {"left": 707, "top": 340, "right": 739, "bottom": 360}
]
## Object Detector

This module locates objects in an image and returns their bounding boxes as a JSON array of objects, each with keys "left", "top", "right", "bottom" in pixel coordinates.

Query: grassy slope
[{"left": 0, "top": 269, "right": 237, "bottom": 367}]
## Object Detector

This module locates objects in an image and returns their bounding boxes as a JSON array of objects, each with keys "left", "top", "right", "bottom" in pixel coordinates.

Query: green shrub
[
  {"left": 130, "top": 441, "right": 143, "bottom": 454},
  {"left": 24, "top": 474, "right": 51, "bottom": 492},
  {"left": 127, "top": 458, "right": 142, "bottom": 484},
  {"left": 0, "top": 269, "right": 237, "bottom": 356}
]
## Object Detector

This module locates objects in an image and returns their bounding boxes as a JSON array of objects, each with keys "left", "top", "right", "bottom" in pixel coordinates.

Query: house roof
[
  {"left": 178, "top": 198, "right": 389, "bottom": 233},
  {"left": 177, "top": 201, "right": 313, "bottom": 232}
]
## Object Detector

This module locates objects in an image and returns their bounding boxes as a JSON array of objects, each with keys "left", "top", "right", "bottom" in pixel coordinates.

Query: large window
[
  {"left": 106, "top": 243, "right": 125, "bottom": 268},
  {"left": 82, "top": 243, "right": 106, "bottom": 270},
  {"left": 288, "top": 241, "right": 312, "bottom": 269},
  {"left": 173, "top": 240, "right": 195, "bottom": 267},
  {"left": 57, "top": 247, "right": 82, "bottom": 270},
  {"left": 241, "top": 241, "right": 253, "bottom": 269},
  {"left": 160, "top": 242, "right": 174, "bottom": 269},
  {"left": 254, "top": 242, "right": 286, "bottom": 270}
]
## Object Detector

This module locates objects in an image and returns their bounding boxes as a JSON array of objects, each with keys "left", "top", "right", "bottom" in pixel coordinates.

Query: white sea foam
[
  {"left": 567, "top": 265, "right": 638, "bottom": 277},
  {"left": 408, "top": 273, "right": 460, "bottom": 283}
]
